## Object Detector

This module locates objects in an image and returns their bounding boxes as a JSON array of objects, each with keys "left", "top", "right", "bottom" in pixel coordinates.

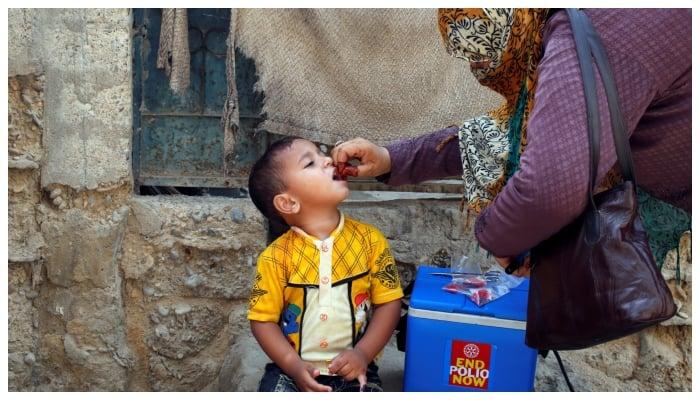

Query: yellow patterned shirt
[{"left": 247, "top": 213, "right": 404, "bottom": 374}]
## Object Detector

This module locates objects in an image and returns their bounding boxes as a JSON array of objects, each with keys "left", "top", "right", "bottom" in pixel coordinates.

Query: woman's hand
[
  {"left": 331, "top": 138, "right": 391, "bottom": 178},
  {"left": 327, "top": 348, "right": 368, "bottom": 388},
  {"left": 494, "top": 255, "right": 532, "bottom": 278}
]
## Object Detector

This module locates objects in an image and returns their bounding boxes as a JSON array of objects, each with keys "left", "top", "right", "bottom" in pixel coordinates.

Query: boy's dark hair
[{"left": 248, "top": 136, "right": 303, "bottom": 226}]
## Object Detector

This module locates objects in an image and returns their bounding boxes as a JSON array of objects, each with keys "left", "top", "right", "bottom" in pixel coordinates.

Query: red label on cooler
[{"left": 448, "top": 340, "right": 491, "bottom": 390}]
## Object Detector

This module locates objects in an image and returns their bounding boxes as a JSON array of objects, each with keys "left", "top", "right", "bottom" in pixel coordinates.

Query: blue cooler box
[{"left": 403, "top": 266, "right": 537, "bottom": 392}]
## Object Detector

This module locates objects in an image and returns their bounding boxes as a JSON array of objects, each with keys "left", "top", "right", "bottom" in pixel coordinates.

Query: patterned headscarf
[{"left": 437, "top": 8, "right": 548, "bottom": 213}]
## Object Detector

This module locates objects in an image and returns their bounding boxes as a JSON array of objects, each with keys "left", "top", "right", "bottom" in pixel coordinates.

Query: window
[{"left": 132, "top": 9, "right": 266, "bottom": 196}]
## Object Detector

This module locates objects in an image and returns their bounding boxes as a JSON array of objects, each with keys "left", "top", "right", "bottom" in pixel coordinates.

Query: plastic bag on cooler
[{"left": 442, "top": 266, "right": 525, "bottom": 307}]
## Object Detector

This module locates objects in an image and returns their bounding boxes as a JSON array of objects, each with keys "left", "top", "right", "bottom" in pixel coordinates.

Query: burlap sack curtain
[
  {"left": 222, "top": 9, "right": 238, "bottom": 164},
  {"left": 158, "top": 8, "right": 502, "bottom": 148},
  {"left": 157, "top": 9, "right": 190, "bottom": 96}
]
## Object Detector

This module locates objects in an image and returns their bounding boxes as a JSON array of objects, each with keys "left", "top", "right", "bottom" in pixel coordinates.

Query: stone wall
[
  {"left": 8, "top": 8, "right": 135, "bottom": 390},
  {"left": 7, "top": 8, "right": 691, "bottom": 392},
  {"left": 120, "top": 196, "right": 265, "bottom": 391}
]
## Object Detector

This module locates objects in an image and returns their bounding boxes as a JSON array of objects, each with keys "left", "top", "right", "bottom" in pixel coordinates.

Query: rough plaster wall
[
  {"left": 8, "top": 263, "right": 40, "bottom": 391},
  {"left": 7, "top": 9, "right": 43, "bottom": 77},
  {"left": 8, "top": 8, "right": 135, "bottom": 391},
  {"left": 8, "top": 72, "right": 45, "bottom": 390},
  {"left": 119, "top": 196, "right": 266, "bottom": 391},
  {"left": 9, "top": 8, "right": 133, "bottom": 190},
  {"left": 8, "top": 74, "right": 45, "bottom": 263},
  {"left": 7, "top": 8, "right": 691, "bottom": 392}
]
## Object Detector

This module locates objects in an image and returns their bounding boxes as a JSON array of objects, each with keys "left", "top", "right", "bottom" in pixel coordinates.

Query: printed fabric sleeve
[
  {"left": 377, "top": 125, "right": 463, "bottom": 186},
  {"left": 366, "top": 227, "right": 404, "bottom": 305},
  {"left": 247, "top": 252, "right": 285, "bottom": 323}
]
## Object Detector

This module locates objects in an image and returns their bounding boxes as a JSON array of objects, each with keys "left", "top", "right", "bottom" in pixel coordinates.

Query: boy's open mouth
[{"left": 333, "top": 162, "right": 358, "bottom": 181}]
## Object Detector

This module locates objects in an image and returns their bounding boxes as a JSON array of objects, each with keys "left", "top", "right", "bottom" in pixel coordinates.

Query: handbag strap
[
  {"left": 579, "top": 11, "right": 637, "bottom": 184},
  {"left": 566, "top": 9, "right": 637, "bottom": 210}
]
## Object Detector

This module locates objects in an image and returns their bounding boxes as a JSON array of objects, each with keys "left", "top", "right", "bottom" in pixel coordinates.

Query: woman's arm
[
  {"left": 331, "top": 126, "right": 462, "bottom": 185},
  {"left": 379, "top": 126, "right": 462, "bottom": 185}
]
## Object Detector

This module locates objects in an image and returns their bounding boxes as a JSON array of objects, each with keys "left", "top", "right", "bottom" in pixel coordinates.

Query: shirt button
[
  {"left": 320, "top": 339, "right": 328, "bottom": 349},
  {"left": 321, "top": 243, "right": 329, "bottom": 252},
  {"left": 321, "top": 276, "right": 329, "bottom": 284},
  {"left": 320, "top": 313, "right": 328, "bottom": 321}
]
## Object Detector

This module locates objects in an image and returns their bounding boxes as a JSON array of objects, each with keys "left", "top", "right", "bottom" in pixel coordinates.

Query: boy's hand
[
  {"left": 250, "top": 321, "right": 332, "bottom": 391},
  {"left": 288, "top": 360, "right": 332, "bottom": 392},
  {"left": 328, "top": 348, "right": 369, "bottom": 385}
]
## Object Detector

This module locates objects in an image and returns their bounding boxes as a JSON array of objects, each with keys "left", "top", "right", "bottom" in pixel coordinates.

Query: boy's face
[{"left": 278, "top": 139, "right": 349, "bottom": 211}]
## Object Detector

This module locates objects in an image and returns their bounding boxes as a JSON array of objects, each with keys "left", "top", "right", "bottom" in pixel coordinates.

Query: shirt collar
[{"left": 290, "top": 212, "right": 345, "bottom": 243}]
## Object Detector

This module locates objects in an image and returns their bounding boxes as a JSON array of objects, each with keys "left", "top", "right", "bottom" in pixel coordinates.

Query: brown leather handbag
[{"left": 525, "top": 9, "right": 677, "bottom": 350}]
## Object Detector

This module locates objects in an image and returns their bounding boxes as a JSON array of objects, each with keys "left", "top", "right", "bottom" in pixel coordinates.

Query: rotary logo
[{"left": 463, "top": 343, "right": 480, "bottom": 359}]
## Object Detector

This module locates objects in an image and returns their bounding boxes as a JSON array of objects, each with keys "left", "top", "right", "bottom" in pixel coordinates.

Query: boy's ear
[{"left": 273, "top": 193, "right": 300, "bottom": 216}]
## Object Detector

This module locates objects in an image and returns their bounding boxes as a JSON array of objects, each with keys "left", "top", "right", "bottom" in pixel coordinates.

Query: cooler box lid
[{"left": 409, "top": 265, "right": 529, "bottom": 322}]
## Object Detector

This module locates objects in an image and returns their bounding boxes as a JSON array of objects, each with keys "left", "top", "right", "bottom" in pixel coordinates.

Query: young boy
[{"left": 247, "top": 136, "right": 403, "bottom": 392}]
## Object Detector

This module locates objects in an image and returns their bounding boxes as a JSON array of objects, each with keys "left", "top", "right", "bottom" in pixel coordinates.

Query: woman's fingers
[
  {"left": 330, "top": 141, "right": 352, "bottom": 164},
  {"left": 512, "top": 256, "right": 532, "bottom": 277},
  {"left": 495, "top": 255, "right": 531, "bottom": 277},
  {"left": 331, "top": 138, "right": 391, "bottom": 177},
  {"left": 494, "top": 256, "right": 511, "bottom": 268},
  {"left": 332, "top": 139, "right": 367, "bottom": 164},
  {"left": 354, "top": 162, "right": 378, "bottom": 178}
]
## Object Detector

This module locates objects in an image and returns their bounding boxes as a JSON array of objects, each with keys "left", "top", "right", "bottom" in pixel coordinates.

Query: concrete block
[
  {"left": 8, "top": 9, "right": 43, "bottom": 75},
  {"left": 43, "top": 209, "right": 125, "bottom": 288},
  {"left": 122, "top": 196, "right": 267, "bottom": 300},
  {"left": 145, "top": 304, "right": 225, "bottom": 360},
  {"left": 16, "top": 9, "right": 134, "bottom": 190}
]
